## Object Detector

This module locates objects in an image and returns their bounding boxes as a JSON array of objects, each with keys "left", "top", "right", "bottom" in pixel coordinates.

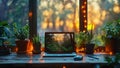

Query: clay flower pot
[{"left": 15, "top": 39, "right": 29, "bottom": 54}]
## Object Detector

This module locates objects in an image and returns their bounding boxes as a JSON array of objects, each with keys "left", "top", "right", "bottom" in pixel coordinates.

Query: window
[
  {"left": 35, "top": 0, "right": 82, "bottom": 45},
  {"left": 0, "top": 0, "right": 29, "bottom": 45},
  {"left": 88, "top": 0, "right": 120, "bottom": 32},
  {"left": 1, "top": 0, "right": 120, "bottom": 46},
  {"left": 37, "top": 0, "right": 80, "bottom": 37},
  {"left": 87, "top": 0, "right": 120, "bottom": 47}
]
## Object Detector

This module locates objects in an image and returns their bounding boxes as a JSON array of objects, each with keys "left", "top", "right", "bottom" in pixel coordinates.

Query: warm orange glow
[
  {"left": 109, "top": 52, "right": 113, "bottom": 55},
  {"left": 55, "top": 22, "right": 60, "bottom": 29},
  {"left": 84, "top": 20, "right": 87, "bottom": 23},
  {"left": 94, "top": 46, "right": 105, "bottom": 53},
  {"left": 43, "top": 10, "right": 49, "bottom": 16},
  {"left": 15, "top": 40, "right": 33, "bottom": 53},
  {"left": 67, "top": 14, "right": 73, "bottom": 19},
  {"left": 29, "top": 11, "right": 32, "bottom": 17},
  {"left": 105, "top": 44, "right": 113, "bottom": 54},
  {"left": 60, "top": 21, "right": 63, "bottom": 26},
  {"left": 113, "top": 5, "right": 120, "bottom": 13},
  {"left": 83, "top": 30, "right": 86, "bottom": 32},
  {"left": 41, "top": 22, "right": 48, "bottom": 29},
  {"left": 53, "top": 34, "right": 64, "bottom": 42},
  {"left": 101, "top": 10, "right": 107, "bottom": 20},
  {"left": 93, "top": 19, "right": 100, "bottom": 25},
  {"left": 76, "top": 45, "right": 107, "bottom": 54},
  {"left": 65, "top": 3, "right": 72, "bottom": 9},
  {"left": 76, "top": 46, "right": 86, "bottom": 53},
  {"left": 83, "top": 10, "right": 86, "bottom": 13},
  {"left": 84, "top": 2, "right": 87, "bottom": 5},
  {"left": 38, "top": 0, "right": 79, "bottom": 32},
  {"left": 76, "top": 47, "right": 79, "bottom": 53},
  {"left": 84, "top": 15, "right": 86, "bottom": 18},
  {"left": 49, "top": 22, "right": 53, "bottom": 28},
  {"left": 27, "top": 41, "right": 33, "bottom": 53},
  {"left": 82, "top": 6, "right": 85, "bottom": 8},
  {"left": 15, "top": 47, "right": 18, "bottom": 52},
  {"left": 76, "top": 20, "right": 79, "bottom": 32},
  {"left": 41, "top": 47, "right": 45, "bottom": 52},
  {"left": 63, "top": 66, "right": 66, "bottom": 68}
]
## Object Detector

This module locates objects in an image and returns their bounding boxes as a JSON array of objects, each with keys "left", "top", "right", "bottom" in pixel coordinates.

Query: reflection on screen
[{"left": 45, "top": 33, "right": 74, "bottom": 53}]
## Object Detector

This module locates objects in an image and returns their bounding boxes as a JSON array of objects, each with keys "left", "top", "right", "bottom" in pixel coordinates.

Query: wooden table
[{"left": 0, "top": 52, "right": 108, "bottom": 68}]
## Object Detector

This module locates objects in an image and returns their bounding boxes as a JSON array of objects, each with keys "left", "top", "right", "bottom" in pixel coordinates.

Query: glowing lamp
[{"left": 87, "top": 24, "right": 94, "bottom": 31}]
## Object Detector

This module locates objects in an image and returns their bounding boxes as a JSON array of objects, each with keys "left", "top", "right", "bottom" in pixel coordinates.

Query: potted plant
[
  {"left": 0, "top": 21, "right": 10, "bottom": 37},
  {"left": 75, "top": 31, "right": 87, "bottom": 53},
  {"left": 104, "top": 53, "right": 120, "bottom": 68},
  {"left": 101, "top": 19, "right": 120, "bottom": 54},
  {"left": 13, "top": 23, "right": 29, "bottom": 54},
  {"left": 32, "top": 35, "right": 41, "bottom": 54},
  {"left": 0, "top": 21, "right": 12, "bottom": 55},
  {"left": 85, "top": 31, "right": 95, "bottom": 54},
  {"left": 75, "top": 31, "right": 95, "bottom": 54},
  {"left": 75, "top": 32, "right": 87, "bottom": 46}
]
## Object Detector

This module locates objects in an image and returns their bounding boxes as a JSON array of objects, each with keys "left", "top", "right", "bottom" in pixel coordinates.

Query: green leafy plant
[
  {"left": 75, "top": 31, "right": 94, "bottom": 45},
  {"left": 100, "top": 19, "right": 120, "bottom": 54},
  {"left": 105, "top": 53, "right": 120, "bottom": 67},
  {"left": 91, "top": 34, "right": 104, "bottom": 47},
  {"left": 85, "top": 31, "right": 94, "bottom": 44},
  {"left": 101, "top": 19, "right": 120, "bottom": 39},
  {"left": 13, "top": 23, "right": 29, "bottom": 40},
  {"left": 0, "top": 21, "right": 11, "bottom": 37},
  {"left": 32, "top": 35, "right": 41, "bottom": 54},
  {"left": 0, "top": 21, "right": 13, "bottom": 45},
  {"left": 32, "top": 35, "right": 41, "bottom": 44},
  {"left": 75, "top": 31, "right": 95, "bottom": 54},
  {"left": 75, "top": 31, "right": 87, "bottom": 47},
  {"left": 0, "top": 21, "right": 8, "bottom": 27}
]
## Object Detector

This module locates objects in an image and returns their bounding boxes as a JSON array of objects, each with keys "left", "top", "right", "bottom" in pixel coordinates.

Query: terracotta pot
[
  {"left": 15, "top": 40, "right": 29, "bottom": 54},
  {"left": 105, "top": 38, "right": 120, "bottom": 54}
]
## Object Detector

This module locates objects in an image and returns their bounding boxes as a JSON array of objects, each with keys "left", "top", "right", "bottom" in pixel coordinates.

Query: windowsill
[
  {"left": 0, "top": 52, "right": 108, "bottom": 64},
  {"left": 0, "top": 52, "right": 118, "bottom": 68}
]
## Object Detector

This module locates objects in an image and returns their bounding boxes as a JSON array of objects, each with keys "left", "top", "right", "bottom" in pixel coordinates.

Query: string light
[
  {"left": 84, "top": 19, "right": 86, "bottom": 22},
  {"left": 84, "top": 15, "right": 86, "bottom": 18},
  {"left": 83, "top": 10, "right": 86, "bottom": 13},
  {"left": 80, "top": 0, "right": 87, "bottom": 32},
  {"left": 84, "top": 1, "right": 87, "bottom": 5},
  {"left": 82, "top": 6, "right": 85, "bottom": 9},
  {"left": 29, "top": 11, "right": 32, "bottom": 17}
]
